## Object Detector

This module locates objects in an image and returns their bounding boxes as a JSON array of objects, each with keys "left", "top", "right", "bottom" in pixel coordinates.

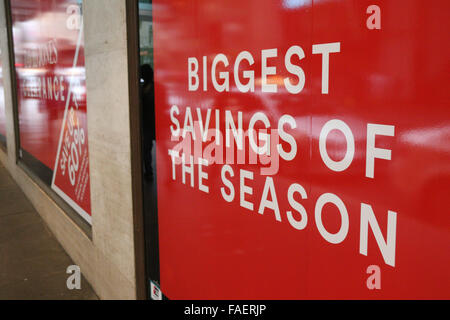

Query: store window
[{"left": 9, "top": 0, "right": 91, "bottom": 224}]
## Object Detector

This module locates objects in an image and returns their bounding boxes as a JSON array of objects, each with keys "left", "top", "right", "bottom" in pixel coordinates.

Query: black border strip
[{"left": 0, "top": 300, "right": 443, "bottom": 316}]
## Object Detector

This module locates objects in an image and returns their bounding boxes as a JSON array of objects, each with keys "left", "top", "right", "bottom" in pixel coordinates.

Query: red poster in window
[
  {"left": 11, "top": 0, "right": 91, "bottom": 223},
  {"left": 152, "top": 0, "right": 450, "bottom": 299},
  {"left": 51, "top": 23, "right": 91, "bottom": 223}
]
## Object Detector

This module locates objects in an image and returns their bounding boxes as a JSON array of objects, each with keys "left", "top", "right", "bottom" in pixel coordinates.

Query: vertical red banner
[{"left": 152, "top": 0, "right": 450, "bottom": 299}]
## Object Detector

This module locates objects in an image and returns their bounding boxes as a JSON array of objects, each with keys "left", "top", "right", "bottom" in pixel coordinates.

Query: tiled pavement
[{"left": 0, "top": 162, "right": 97, "bottom": 300}]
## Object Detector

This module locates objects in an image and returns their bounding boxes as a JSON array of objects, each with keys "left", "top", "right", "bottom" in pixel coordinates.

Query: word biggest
[{"left": 188, "top": 42, "right": 340, "bottom": 94}]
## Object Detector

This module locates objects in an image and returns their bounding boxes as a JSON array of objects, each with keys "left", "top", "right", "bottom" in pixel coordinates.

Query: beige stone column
[{"left": 83, "top": 0, "right": 137, "bottom": 299}]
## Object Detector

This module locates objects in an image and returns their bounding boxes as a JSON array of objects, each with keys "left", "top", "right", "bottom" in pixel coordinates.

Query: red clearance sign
[
  {"left": 11, "top": 0, "right": 91, "bottom": 223},
  {"left": 152, "top": 0, "right": 450, "bottom": 299}
]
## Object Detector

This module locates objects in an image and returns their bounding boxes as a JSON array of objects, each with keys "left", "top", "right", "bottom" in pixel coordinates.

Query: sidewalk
[{"left": 0, "top": 162, "right": 97, "bottom": 300}]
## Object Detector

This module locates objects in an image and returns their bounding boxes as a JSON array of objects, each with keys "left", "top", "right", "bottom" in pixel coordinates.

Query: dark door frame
[{"left": 125, "top": 0, "right": 147, "bottom": 300}]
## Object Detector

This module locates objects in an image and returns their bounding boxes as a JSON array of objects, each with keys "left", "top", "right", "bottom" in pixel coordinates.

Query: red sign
[
  {"left": 152, "top": 0, "right": 450, "bottom": 299},
  {"left": 11, "top": 0, "right": 91, "bottom": 223}
]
